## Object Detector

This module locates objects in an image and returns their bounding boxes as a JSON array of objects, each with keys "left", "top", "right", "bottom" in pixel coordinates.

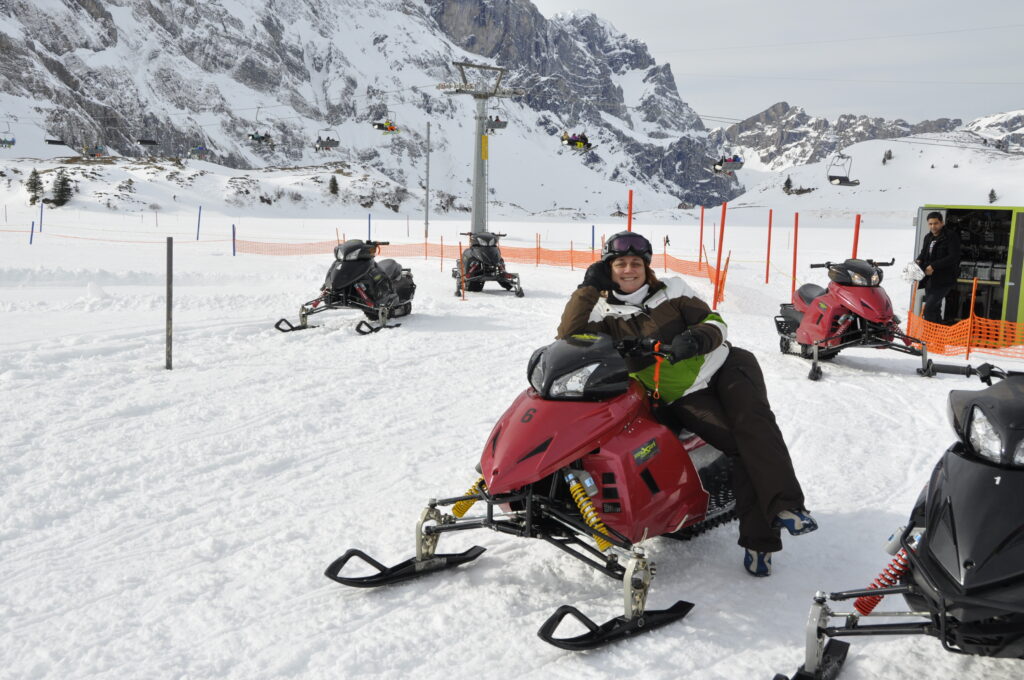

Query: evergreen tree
[
  {"left": 885, "top": 149, "right": 893, "bottom": 161},
  {"left": 882, "top": 155, "right": 887, "bottom": 165},
  {"left": 328, "top": 175, "right": 339, "bottom": 196},
  {"left": 52, "top": 169, "right": 72, "bottom": 207},
  {"left": 783, "top": 175, "right": 793, "bottom": 193},
  {"left": 26, "top": 168, "right": 42, "bottom": 205},
  {"left": 989, "top": 189, "right": 998, "bottom": 204}
]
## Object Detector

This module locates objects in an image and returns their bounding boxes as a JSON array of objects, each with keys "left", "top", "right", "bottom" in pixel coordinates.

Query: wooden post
[
  {"left": 570, "top": 241, "right": 574, "bottom": 271},
  {"left": 765, "top": 209, "right": 773, "bottom": 284},
  {"left": 195, "top": 205, "right": 202, "bottom": 240},
  {"left": 712, "top": 202, "right": 726, "bottom": 310},
  {"left": 791, "top": 213, "right": 800, "bottom": 298},
  {"left": 535, "top": 233, "right": 540, "bottom": 267},
  {"left": 627, "top": 190, "right": 633, "bottom": 232},
  {"left": 459, "top": 241, "right": 466, "bottom": 300},
  {"left": 232, "top": 224, "right": 236, "bottom": 256},
  {"left": 852, "top": 213, "right": 862, "bottom": 259},
  {"left": 440, "top": 234, "right": 444, "bottom": 272},
  {"left": 166, "top": 237, "right": 173, "bottom": 370}
]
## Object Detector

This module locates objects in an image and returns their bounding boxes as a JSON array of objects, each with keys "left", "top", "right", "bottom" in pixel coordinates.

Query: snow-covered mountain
[
  {"left": 0, "top": 0, "right": 738, "bottom": 214},
  {"left": 708, "top": 102, "right": 962, "bottom": 172}
]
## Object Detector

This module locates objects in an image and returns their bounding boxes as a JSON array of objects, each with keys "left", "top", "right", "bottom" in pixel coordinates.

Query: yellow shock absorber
[
  {"left": 567, "top": 474, "right": 611, "bottom": 552},
  {"left": 452, "top": 476, "right": 484, "bottom": 518}
]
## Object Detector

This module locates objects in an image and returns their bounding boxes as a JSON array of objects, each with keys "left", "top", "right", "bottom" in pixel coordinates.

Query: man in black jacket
[{"left": 916, "top": 211, "right": 961, "bottom": 323}]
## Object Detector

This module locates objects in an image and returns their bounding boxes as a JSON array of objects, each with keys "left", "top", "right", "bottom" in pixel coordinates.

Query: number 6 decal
[{"left": 521, "top": 408, "right": 537, "bottom": 423}]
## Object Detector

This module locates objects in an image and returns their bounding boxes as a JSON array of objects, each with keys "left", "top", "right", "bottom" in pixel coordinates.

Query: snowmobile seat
[
  {"left": 376, "top": 259, "right": 403, "bottom": 281},
  {"left": 797, "top": 283, "right": 827, "bottom": 305}
]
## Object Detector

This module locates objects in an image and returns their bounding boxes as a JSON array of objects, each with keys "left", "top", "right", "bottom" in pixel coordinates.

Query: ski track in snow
[{"left": 2, "top": 214, "right": 1022, "bottom": 680}]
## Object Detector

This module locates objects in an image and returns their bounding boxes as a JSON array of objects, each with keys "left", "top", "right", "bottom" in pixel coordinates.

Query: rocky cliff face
[
  {"left": 708, "top": 101, "right": 962, "bottom": 170},
  {"left": 427, "top": 0, "right": 731, "bottom": 205}
]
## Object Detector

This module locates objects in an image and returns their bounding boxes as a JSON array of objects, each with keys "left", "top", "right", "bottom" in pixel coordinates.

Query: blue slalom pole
[
  {"left": 196, "top": 205, "right": 202, "bottom": 240},
  {"left": 39, "top": 203, "right": 43, "bottom": 233},
  {"left": 591, "top": 224, "right": 595, "bottom": 250},
  {"left": 232, "top": 224, "right": 236, "bottom": 256},
  {"left": 29, "top": 220, "right": 34, "bottom": 244}
]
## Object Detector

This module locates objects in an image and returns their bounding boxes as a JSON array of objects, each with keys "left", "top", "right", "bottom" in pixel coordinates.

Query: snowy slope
[{"left": 2, "top": 197, "right": 1024, "bottom": 679}]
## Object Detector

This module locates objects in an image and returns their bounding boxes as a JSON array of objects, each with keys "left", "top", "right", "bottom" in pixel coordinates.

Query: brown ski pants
[{"left": 668, "top": 346, "right": 806, "bottom": 552}]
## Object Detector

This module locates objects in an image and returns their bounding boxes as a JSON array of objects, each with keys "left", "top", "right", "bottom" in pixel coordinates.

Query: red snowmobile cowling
[
  {"left": 793, "top": 282, "right": 896, "bottom": 347},
  {"left": 482, "top": 381, "right": 709, "bottom": 543}
]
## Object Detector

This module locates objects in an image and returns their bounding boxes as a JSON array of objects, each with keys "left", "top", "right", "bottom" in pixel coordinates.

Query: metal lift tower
[{"left": 438, "top": 62, "right": 525, "bottom": 234}]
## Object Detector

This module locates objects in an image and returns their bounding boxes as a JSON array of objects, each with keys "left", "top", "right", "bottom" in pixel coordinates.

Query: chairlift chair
[
  {"left": 0, "top": 121, "right": 14, "bottom": 149},
  {"left": 314, "top": 128, "right": 340, "bottom": 152},
  {"left": 485, "top": 114, "right": 508, "bottom": 132},
  {"left": 188, "top": 144, "right": 209, "bottom": 160},
  {"left": 371, "top": 109, "right": 400, "bottom": 134},
  {"left": 82, "top": 143, "right": 106, "bottom": 158},
  {"left": 713, "top": 154, "right": 744, "bottom": 174},
  {"left": 137, "top": 137, "right": 158, "bottom": 146},
  {"left": 826, "top": 152, "right": 860, "bottom": 186}
]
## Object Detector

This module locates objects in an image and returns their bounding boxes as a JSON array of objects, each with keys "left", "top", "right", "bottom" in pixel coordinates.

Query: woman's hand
[{"left": 580, "top": 261, "right": 614, "bottom": 292}]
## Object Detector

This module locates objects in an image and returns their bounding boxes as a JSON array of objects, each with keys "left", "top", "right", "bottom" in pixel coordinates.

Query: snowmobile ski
[
  {"left": 323, "top": 545, "right": 486, "bottom": 588},
  {"left": 537, "top": 600, "right": 693, "bottom": 651},
  {"left": 772, "top": 639, "right": 850, "bottom": 680},
  {"left": 274, "top": 317, "right": 314, "bottom": 332}
]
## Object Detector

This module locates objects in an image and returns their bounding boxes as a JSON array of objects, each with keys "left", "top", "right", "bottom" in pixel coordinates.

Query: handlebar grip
[
  {"left": 809, "top": 263, "right": 828, "bottom": 269},
  {"left": 930, "top": 363, "right": 973, "bottom": 376}
]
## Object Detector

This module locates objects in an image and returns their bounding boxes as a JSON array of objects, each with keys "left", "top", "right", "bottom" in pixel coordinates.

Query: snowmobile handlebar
[
  {"left": 364, "top": 240, "right": 390, "bottom": 247},
  {"left": 809, "top": 258, "right": 895, "bottom": 269},
  {"left": 930, "top": 362, "right": 1024, "bottom": 382},
  {"left": 458, "top": 231, "right": 507, "bottom": 237},
  {"left": 616, "top": 337, "right": 673, "bottom": 360}
]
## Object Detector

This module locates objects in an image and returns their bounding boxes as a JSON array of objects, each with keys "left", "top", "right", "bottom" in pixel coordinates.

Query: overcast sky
[{"left": 530, "top": 0, "right": 1024, "bottom": 126}]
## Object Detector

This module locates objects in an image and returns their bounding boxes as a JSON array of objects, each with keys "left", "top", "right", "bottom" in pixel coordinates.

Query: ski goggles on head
[{"left": 603, "top": 232, "right": 652, "bottom": 263}]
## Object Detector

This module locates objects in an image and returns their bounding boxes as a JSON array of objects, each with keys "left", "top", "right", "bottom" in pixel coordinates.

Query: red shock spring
[{"left": 853, "top": 549, "right": 911, "bottom": 616}]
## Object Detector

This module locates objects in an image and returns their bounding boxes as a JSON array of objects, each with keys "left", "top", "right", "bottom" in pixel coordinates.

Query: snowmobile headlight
[
  {"left": 870, "top": 270, "right": 881, "bottom": 285},
  {"left": 968, "top": 406, "right": 1003, "bottom": 464},
  {"left": 528, "top": 348, "right": 546, "bottom": 392},
  {"left": 849, "top": 272, "right": 868, "bottom": 286},
  {"left": 1013, "top": 438, "right": 1024, "bottom": 466},
  {"left": 549, "top": 363, "right": 601, "bottom": 398}
]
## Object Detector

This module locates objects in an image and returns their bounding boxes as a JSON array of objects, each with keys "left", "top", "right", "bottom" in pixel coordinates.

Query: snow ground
[{"left": 2, "top": 210, "right": 1023, "bottom": 680}]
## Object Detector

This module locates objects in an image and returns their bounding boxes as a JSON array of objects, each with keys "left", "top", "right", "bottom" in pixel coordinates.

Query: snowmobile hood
[
  {"left": 482, "top": 383, "right": 645, "bottom": 495},
  {"left": 324, "top": 258, "right": 374, "bottom": 291},
  {"left": 923, "top": 446, "right": 1024, "bottom": 590},
  {"left": 465, "top": 245, "right": 503, "bottom": 266},
  {"left": 829, "top": 281, "right": 893, "bottom": 323}
]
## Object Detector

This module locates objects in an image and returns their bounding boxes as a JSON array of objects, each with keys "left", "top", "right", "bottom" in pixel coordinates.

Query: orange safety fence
[
  {"left": 906, "top": 277, "right": 1024, "bottom": 360},
  {"left": 235, "top": 238, "right": 728, "bottom": 303}
]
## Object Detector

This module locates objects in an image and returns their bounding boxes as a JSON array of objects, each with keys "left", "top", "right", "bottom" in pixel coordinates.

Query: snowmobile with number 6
[
  {"left": 324, "top": 332, "right": 736, "bottom": 649},
  {"left": 774, "top": 361, "right": 1024, "bottom": 680},
  {"left": 774, "top": 257, "right": 932, "bottom": 380},
  {"left": 275, "top": 239, "right": 415, "bottom": 335}
]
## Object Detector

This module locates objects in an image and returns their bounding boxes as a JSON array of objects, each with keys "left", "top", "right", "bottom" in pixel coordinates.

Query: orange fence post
[
  {"left": 335, "top": 227, "right": 340, "bottom": 245},
  {"left": 459, "top": 241, "right": 466, "bottom": 300},
  {"left": 852, "top": 213, "right": 861, "bottom": 259},
  {"left": 698, "top": 205, "right": 705, "bottom": 268},
  {"left": 663, "top": 239, "right": 667, "bottom": 273},
  {"left": 765, "top": 208, "right": 773, "bottom": 284},
  {"left": 627, "top": 189, "right": 634, "bottom": 232},
  {"left": 716, "top": 250, "right": 731, "bottom": 305},
  {"left": 570, "top": 241, "right": 574, "bottom": 271},
  {"left": 791, "top": 212, "right": 799, "bottom": 298},
  {"left": 966, "top": 277, "right": 979, "bottom": 360},
  {"left": 424, "top": 235, "right": 428, "bottom": 260},
  {"left": 712, "top": 202, "right": 727, "bottom": 310},
  {"left": 440, "top": 234, "right": 444, "bottom": 272},
  {"left": 535, "top": 233, "right": 540, "bottom": 267}
]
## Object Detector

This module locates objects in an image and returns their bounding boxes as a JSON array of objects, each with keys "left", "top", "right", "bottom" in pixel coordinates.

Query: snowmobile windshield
[
  {"left": 829, "top": 259, "right": 881, "bottom": 287},
  {"left": 468, "top": 245, "right": 503, "bottom": 266},
  {"left": 335, "top": 240, "right": 376, "bottom": 262},
  {"left": 472, "top": 233, "right": 499, "bottom": 247},
  {"left": 528, "top": 333, "right": 630, "bottom": 401}
]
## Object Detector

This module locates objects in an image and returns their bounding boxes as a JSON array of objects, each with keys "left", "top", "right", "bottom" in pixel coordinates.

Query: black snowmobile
[
  {"left": 452, "top": 231, "right": 524, "bottom": 297},
  {"left": 774, "top": 361, "right": 1024, "bottom": 680},
  {"left": 275, "top": 239, "right": 415, "bottom": 335}
]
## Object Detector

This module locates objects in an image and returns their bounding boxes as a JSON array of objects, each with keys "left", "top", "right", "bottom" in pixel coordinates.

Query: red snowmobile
[
  {"left": 325, "top": 333, "right": 736, "bottom": 649},
  {"left": 774, "top": 258, "right": 932, "bottom": 380}
]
